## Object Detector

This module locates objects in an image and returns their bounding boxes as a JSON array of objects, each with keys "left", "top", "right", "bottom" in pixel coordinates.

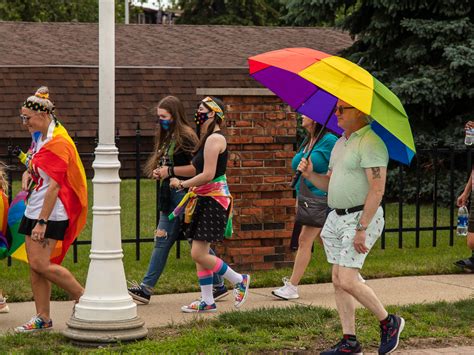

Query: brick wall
[{"left": 204, "top": 89, "right": 298, "bottom": 271}]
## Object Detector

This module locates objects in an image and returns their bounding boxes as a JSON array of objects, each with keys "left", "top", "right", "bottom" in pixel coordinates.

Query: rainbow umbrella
[{"left": 248, "top": 48, "right": 416, "bottom": 165}]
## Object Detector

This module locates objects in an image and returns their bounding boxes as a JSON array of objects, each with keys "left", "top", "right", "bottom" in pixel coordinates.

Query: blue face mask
[{"left": 160, "top": 119, "right": 172, "bottom": 131}]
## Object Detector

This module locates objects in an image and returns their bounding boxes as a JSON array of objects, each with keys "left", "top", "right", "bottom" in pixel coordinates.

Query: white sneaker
[
  {"left": 271, "top": 277, "right": 299, "bottom": 300},
  {"left": 358, "top": 273, "right": 366, "bottom": 283}
]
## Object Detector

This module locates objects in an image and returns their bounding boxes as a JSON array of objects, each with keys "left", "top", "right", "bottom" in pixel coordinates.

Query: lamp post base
[{"left": 63, "top": 316, "right": 148, "bottom": 347}]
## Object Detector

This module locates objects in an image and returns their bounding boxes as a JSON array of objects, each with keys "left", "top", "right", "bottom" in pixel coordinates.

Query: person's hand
[
  {"left": 353, "top": 230, "right": 369, "bottom": 254},
  {"left": 465, "top": 121, "right": 474, "bottom": 130},
  {"left": 21, "top": 171, "right": 31, "bottom": 191},
  {"left": 31, "top": 223, "right": 46, "bottom": 242},
  {"left": 169, "top": 177, "right": 181, "bottom": 189},
  {"left": 152, "top": 167, "right": 161, "bottom": 180},
  {"left": 297, "top": 158, "right": 313, "bottom": 178},
  {"left": 157, "top": 166, "right": 169, "bottom": 180},
  {"left": 457, "top": 192, "right": 469, "bottom": 207}
]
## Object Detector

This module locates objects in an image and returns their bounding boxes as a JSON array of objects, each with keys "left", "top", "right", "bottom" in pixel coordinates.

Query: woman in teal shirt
[{"left": 272, "top": 115, "right": 337, "bottom": 300}]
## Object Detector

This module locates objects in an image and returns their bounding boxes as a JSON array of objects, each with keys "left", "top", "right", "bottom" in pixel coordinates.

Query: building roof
[{"left": 0, "top": 22, "right": 352, "bottom": 67}]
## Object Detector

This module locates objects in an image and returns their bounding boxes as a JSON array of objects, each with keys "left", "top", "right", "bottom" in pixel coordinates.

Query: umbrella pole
[{"left": 290, "top": 109, "right": 334, "bottom": 188}]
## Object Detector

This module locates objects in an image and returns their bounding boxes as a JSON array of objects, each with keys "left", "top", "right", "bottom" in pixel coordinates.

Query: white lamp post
[{"left": 63, "top": 0, "right": 147, "bottom": 344}]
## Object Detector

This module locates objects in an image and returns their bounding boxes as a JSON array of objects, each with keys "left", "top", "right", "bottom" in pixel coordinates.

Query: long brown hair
[
  {"left": 194, "top": 96, "right": 226, "bottom": 153},
  {"left": 0, "top": 162, "right": 8, "bottom": 194},
  {"left": 144, "top": 96, "right": 198, "bottom": 177}
]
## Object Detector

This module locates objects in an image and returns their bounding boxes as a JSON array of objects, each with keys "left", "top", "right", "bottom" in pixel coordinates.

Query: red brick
[
  {"left": 265, "top": 159, "right": 290, "bottom": 167},
  {"left": 241, "top": 112, "right": 264, "bottom": 119},
  {"left": 253, "top": 136, "right": 274, "bottom": 143},
  {"left": 275, "top": 151, "right": 294, "bottom": 158},
  {"left": 275, "top": 198, "right": 296, "bottom": 206},
  {"left": 242, "top": 192, "right": 260, "bottom": 199},
  {"left": 253, "top": 199, "right": 274, "bottom": 207},
  {"left": 235, "top": 120, "right": 252, "bottom": 127},
  {"left": 227, "top": 136, "right": 252, "bottom": 144},
  {"left": 264, "top": 176, "right": 286, "bottom": 183},
  {"left": 242, "top": 144, "right": 264, "bottom": 151},
  {"left": 242, "top": 160, "right": 263, "bottom": 167},
  {"left": 252, "top": 152, "right": 274, "bottom": 159},
  {"left": 253, "top": 246, "right": 275, "bottom": 254},
  {"left": 264, "top": 112, "right": 286, "bottom": 120},
  {"left": 241, "top": 207, "right": 263, "bottom": 215},
  {"left": 241, "top": 176, "right": 263, "bottom": 184}
]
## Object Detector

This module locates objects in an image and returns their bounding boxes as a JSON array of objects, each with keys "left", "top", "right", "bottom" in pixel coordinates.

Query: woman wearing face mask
[
  {"left": 128, "top": 96, "right": 228, "bottom": 304},
  {"left": 170, "top": 96, "right": 250, "bottom": 313},
  {"left": 14, "top": 86, "right": 87, "bottom": 332}
]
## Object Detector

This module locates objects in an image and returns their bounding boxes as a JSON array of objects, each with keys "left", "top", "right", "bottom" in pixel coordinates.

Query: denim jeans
[{"left": 141, "top": 188, "right": 224, "bottom": 292}]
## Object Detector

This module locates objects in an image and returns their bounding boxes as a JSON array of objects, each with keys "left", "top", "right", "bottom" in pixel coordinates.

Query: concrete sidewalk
[{"left": 0, "top": 274, "right": 473, "bottom": 351}]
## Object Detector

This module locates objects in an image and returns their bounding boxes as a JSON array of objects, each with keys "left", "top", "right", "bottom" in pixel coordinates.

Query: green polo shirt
[{"left": 328, "top": 125, "right": 389, "bottom": 209}]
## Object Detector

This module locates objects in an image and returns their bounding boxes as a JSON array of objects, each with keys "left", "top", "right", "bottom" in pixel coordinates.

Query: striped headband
[{"left": 202, "top": 97, "right": 224, "bottom": 120}]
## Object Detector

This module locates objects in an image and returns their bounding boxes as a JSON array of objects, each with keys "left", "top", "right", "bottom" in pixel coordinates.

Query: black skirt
[
  {"left": 185, "top": 197, "right": 229, "bottom": 243},
  {"left": 18, "top": 216, "right": 69, "bottom": 241}
]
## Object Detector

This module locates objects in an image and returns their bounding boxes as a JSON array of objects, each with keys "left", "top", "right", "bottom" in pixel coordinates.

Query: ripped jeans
[{"left": 141, "top": 189, "right": 224, "bottom": 293}]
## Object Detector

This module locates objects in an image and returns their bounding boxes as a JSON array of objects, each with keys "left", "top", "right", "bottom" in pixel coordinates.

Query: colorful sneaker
[
  {"left": 234, "top": 274, "right": 250, "bottom": 308},
  {"left": 213, "top": 285, "right": 229, "bottom": 301},
  {"left": 14, "top": 315, "right": 53, "bottom": 333},
  {"left": 127, "top": 281, "right": 151, "bottom": 304},
  {"left": 272, "top": 277, "right": 299, "bottom": 300},
  {"left": 0, "top": 297, "right": 9, "bottom": 313},
  {"left": 379, "top": 314, "right": 405, "bottom": 354},
  {"left": 320, "top": 338, "right": 363, "bottom": 355},
  {"left": 181, "top": 300, "right": 217, "bottom": 313}
]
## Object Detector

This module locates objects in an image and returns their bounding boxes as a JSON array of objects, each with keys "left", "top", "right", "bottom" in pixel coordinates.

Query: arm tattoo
[{"left": 371, "top": 167, "right": 381, "bottom": 179}]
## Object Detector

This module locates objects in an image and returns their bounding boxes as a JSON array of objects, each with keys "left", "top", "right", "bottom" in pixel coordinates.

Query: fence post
[
  {"left": 73, "top": 132, "right": 79, "bottom": 263},
  {"left": 398, "top": 163, "right": 403, "bottom": 248},
  {"left": 135, "top": 123, "right": 141, "bottom": 261},
  {"left": 415, "top": 154, "right": 421, "bottom": 248},
  {"left": 432, "top": 144, "right": 438, "bottom": 247},
  {"left": 449, "top": 145, "right": 455, "bottom": 246},
  {"left": 7, "top": 139, "right": 13, "bottom": 267}
]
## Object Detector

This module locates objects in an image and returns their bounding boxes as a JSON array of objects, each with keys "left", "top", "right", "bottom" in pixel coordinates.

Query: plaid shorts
[{"left": 321, "top": 207, "right": 384, "bottom": 269}]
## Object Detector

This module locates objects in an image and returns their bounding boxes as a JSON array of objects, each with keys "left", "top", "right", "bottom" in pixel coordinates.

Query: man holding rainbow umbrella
[{"left": 249, "top": 48, "right": 415, "bottom": 354}]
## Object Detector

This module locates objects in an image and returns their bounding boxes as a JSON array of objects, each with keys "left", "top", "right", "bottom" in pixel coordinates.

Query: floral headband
[
  {"left": 202, "top": 96, "right": 224, "bottom": 120},
  {"left": 22, "top": 92, "right": 55, "bottom": 114}
]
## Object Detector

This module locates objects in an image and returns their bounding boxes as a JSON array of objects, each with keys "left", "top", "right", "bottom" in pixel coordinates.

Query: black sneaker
[
  {"left": 320, "top": 338, "right": 363, "bottom": 355},
  {"left": 213, "top": 285, "right": 229, "bottom": 301},
  {"left": 127, "top": 281, "right": 151, "bottom": 304},
  {"left": 379, "top": 314, "right": 405, "bottom": 354}
]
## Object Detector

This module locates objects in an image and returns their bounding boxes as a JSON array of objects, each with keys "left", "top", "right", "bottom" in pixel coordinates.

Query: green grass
[
  {"left": 1, "top": 180, "right": 470, "bottom": 301},
  {"left": 0, "top": 298, "right": 473, "bottom": 353}
]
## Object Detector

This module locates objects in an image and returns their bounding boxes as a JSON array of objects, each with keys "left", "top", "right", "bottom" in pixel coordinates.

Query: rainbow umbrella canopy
[{"left": 248, "top": 48, "right": 416, "bottom": 165}]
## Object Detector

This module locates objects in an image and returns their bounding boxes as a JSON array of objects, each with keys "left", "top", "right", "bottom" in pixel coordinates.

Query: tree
[
  {"left": 285, "top": 0, "right": 474, "bottom": 147},
  {"left": 0, "top": 0, "right": 144, "bottom": 23},
  {"left": 175, "top": 0, "right": 286, "bottom": 26}
]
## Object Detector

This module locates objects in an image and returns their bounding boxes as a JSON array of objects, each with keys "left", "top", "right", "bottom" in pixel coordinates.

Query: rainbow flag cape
[
  {"left": 22, "top": 122, "right": 88, "bottom": 264},
  {"left": 6, "top": 191, "right": 27, "bottom": 261},
  {"left": 0, "top": 190, "right": 9, "bottom": 259}
]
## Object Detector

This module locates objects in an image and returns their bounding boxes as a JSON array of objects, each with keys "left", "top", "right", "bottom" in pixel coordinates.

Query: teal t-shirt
[{"left": 291, "top": 133, "right": 338, "bottom": 196}]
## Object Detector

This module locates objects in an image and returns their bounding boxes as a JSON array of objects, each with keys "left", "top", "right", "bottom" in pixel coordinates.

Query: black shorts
[{"left": 18, "top": 216, "right": 69, "bottom": 241}]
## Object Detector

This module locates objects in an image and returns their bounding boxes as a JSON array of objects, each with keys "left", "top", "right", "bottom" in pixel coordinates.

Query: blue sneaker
[
  {"left": 181, "top": 300, "right": 217, "bottom": 313},
  {"left": 320, "top": 338, "right": 363, "bottom": 354},
  {"left": 379, "top": 314, "right": 405, "bottom": 354}
]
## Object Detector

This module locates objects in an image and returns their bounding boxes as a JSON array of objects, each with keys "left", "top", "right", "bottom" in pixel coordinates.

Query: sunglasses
[{"left": 335, "top": 105, "right": 356, "bottom": 115}]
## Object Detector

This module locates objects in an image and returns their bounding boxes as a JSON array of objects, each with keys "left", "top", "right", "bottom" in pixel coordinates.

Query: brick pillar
[{"left": 197, "top": 88, "right": 297, "bottom": 271}]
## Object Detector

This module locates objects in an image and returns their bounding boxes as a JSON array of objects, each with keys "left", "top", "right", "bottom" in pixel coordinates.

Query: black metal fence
[{"left": 1, "top": 126, "right": 472, "bottom": 265}]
